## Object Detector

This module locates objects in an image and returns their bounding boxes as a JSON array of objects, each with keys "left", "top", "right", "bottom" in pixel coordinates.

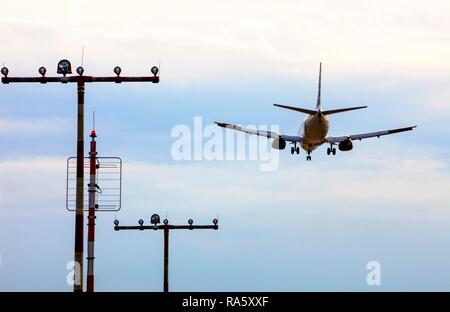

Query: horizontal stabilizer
[
  {"left": 322, "top": 106, "right": 367, "bottom": 115},
  {"left": 273, "top": 104, "right": 317, "bottom": 115}
]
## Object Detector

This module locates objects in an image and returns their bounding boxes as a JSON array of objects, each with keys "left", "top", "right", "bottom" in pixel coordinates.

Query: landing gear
[
  {"left": 327, "top": 144, "right": 336, "bottom": 156},
  {"left": 327, "top": 147, "right": 336, "bottom": 155},
  {"left": 291, "top": 144, "right": 300, "bottom": 155},
  {"left": 306, "top": 151, "right": 312, "bottom": 161}
]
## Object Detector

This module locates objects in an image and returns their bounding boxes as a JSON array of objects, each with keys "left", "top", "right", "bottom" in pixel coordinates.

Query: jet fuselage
[{"left": 300, "top": 111, "right": 329, "bottom": 152}]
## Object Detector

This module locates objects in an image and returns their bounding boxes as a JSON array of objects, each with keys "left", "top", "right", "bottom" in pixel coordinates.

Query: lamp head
[
  {"left": 57, "top": 59, "right": 72, "bottom": 76},
  {"left": 38, "top": 67, "right": 46, "bottom": 77},
  {"left": 151, "top": 66, "right": 159, "bottom": 76},
  {"left": 1, "top": 67, "right": 9, "bottom": 77},
  {"left": 76, "top": 66, "right": 84, "bottom": 76},
  {"left": 114, "top": 66, "right": 121, "bottom": 76},
  {"left": 151, "top": 214, "right": 161, "bottom": 225}
]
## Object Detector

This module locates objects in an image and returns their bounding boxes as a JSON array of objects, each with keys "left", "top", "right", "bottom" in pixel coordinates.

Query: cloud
[
  {"left": 1, "top": 0, "right": 450, "bottom": 85},
  {"left": 0, "top": 117, "right": 70, "bottom": 136},
  {"left": 2, "top": 151, "right": 449, "bottom": 221},
  {"left": 1, "top": 0, "right": 450, "bottom": 290},
  {"left": 1, "top": 151, "right": 450, "bottom": 291},
  {"left": 123, "top": 152, "right": 450, "bottom": 221},
  {"left": 0, "top": 157, "right": 66, "bottom": 218}
]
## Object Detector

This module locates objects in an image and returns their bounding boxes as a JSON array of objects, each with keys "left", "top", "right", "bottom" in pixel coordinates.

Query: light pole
[
  {"left": 114, "top": 214, "right": 219, "bottom": 292},
  {"left": 1, "top": 61, "right": 159, "bottom": 292}
]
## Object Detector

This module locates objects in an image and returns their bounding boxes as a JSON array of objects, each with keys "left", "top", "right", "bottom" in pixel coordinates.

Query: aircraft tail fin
[
  {"left": 316, "top": 62, "right": 322, "bottom": 110},
  {"left": 274, "top": 63, "right": 367, "bottom": 116}
]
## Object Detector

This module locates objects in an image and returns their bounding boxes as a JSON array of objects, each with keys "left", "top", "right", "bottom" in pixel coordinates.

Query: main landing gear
[
  {"left": 290, "top": 143, "right": 300, "bottom": 155},
  {"left": 327, "top": 144, "right": 336, "bottom": 156}
]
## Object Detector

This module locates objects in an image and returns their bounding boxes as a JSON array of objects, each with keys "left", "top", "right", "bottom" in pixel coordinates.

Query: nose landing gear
[{"left": 306, "top": 150, "right": 312, "bottom": 161}]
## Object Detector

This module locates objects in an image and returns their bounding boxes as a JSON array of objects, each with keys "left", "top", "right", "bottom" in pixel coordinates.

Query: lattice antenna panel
[{"left": 66, "top": 157, "right": 122, "bottom": 211}]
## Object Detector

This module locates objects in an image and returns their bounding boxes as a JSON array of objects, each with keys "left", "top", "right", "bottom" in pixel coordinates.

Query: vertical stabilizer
[{"left": 316, "top": 62, "right": 322, "bottom": 110}]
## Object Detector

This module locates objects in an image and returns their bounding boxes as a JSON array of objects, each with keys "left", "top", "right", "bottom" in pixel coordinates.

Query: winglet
[{"left": 215, "top": 121, "right": 228, "bottom": 128}]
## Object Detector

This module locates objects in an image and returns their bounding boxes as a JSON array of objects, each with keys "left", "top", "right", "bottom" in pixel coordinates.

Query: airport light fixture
[
  {"left": 114, "top": 214, "right": 218, "bottom": 292},
  {"left": 151, "top": 66, "right": 159, "bottom": 76},
  {"left": 57, "top": 59, "right": 72, "bottom": 76},
  {"left": 76, "top": 66, "right": 84, "bottom": 76},
  {"left": 1, "top": 59, "right": 160, "bottom": 292},
  {"left": 114, "top": 66, "right": 121, "bottom": 76},
  {"left": 38, "top": 66, "right": 46, "bottom": 77},
  {"left": 1, "top": 66, "right": 8, "bottom": 77}
]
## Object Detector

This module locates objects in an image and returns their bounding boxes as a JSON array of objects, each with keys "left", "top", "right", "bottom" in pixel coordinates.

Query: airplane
[{"left": 215, "top": 63, "right": 416, "bottom": 161}]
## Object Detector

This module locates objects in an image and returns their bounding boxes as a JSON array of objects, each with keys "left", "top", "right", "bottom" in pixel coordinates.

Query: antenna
[
  {"left": 92, "top": 110, "right": 95, "bottom": 130},
  {"left": 81, "top": 46, "right": 85, "bottom": 67}
]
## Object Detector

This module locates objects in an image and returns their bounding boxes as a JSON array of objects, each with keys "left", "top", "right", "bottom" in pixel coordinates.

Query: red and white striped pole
[{"left": 86, "top": 129, "right": 97, "bottom": 292}]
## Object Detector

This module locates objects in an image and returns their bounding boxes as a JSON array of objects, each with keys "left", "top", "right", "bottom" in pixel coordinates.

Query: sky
[{"left": 1, "top": 0, "right": 450, "bottom": 291}]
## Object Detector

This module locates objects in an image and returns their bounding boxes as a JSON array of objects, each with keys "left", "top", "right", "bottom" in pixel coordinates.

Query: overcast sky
[{"left": 1, "top": 0, "right": 450, "bottom": 291}]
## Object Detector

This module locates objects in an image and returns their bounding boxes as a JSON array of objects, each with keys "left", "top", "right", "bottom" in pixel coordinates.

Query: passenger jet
[{"left": 216, "top": 63, "right": 416, "bottom": 161}]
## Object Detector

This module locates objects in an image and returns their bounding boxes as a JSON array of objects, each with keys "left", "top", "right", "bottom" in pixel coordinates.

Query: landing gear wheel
[
  {"left": 296, "top": 147, "right": 300, "bottom": 154},
  {"left": 291, "top": 147, "right": 295, "bottom": 154},
  {"left": 328, "top": 144, "right": 337, "bottom": 156},
  {"left": 306, "top": 155, "right": 312, "bottom": 161}
]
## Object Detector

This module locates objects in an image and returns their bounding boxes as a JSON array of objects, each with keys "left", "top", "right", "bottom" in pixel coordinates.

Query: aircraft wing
[
  {"left": 215, "top": 122, "right": 302, "bottom": 143},
  {"left": 326, "top": 126, "right": 417, "bottom": 143}
]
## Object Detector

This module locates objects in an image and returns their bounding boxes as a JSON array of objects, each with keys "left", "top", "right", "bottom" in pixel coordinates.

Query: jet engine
[
  {"left": 271, "top": 138, "right": 286, "bottom": 150},
  {"left": 338, "top": 139, "right": 353, "bottom": 151}
]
